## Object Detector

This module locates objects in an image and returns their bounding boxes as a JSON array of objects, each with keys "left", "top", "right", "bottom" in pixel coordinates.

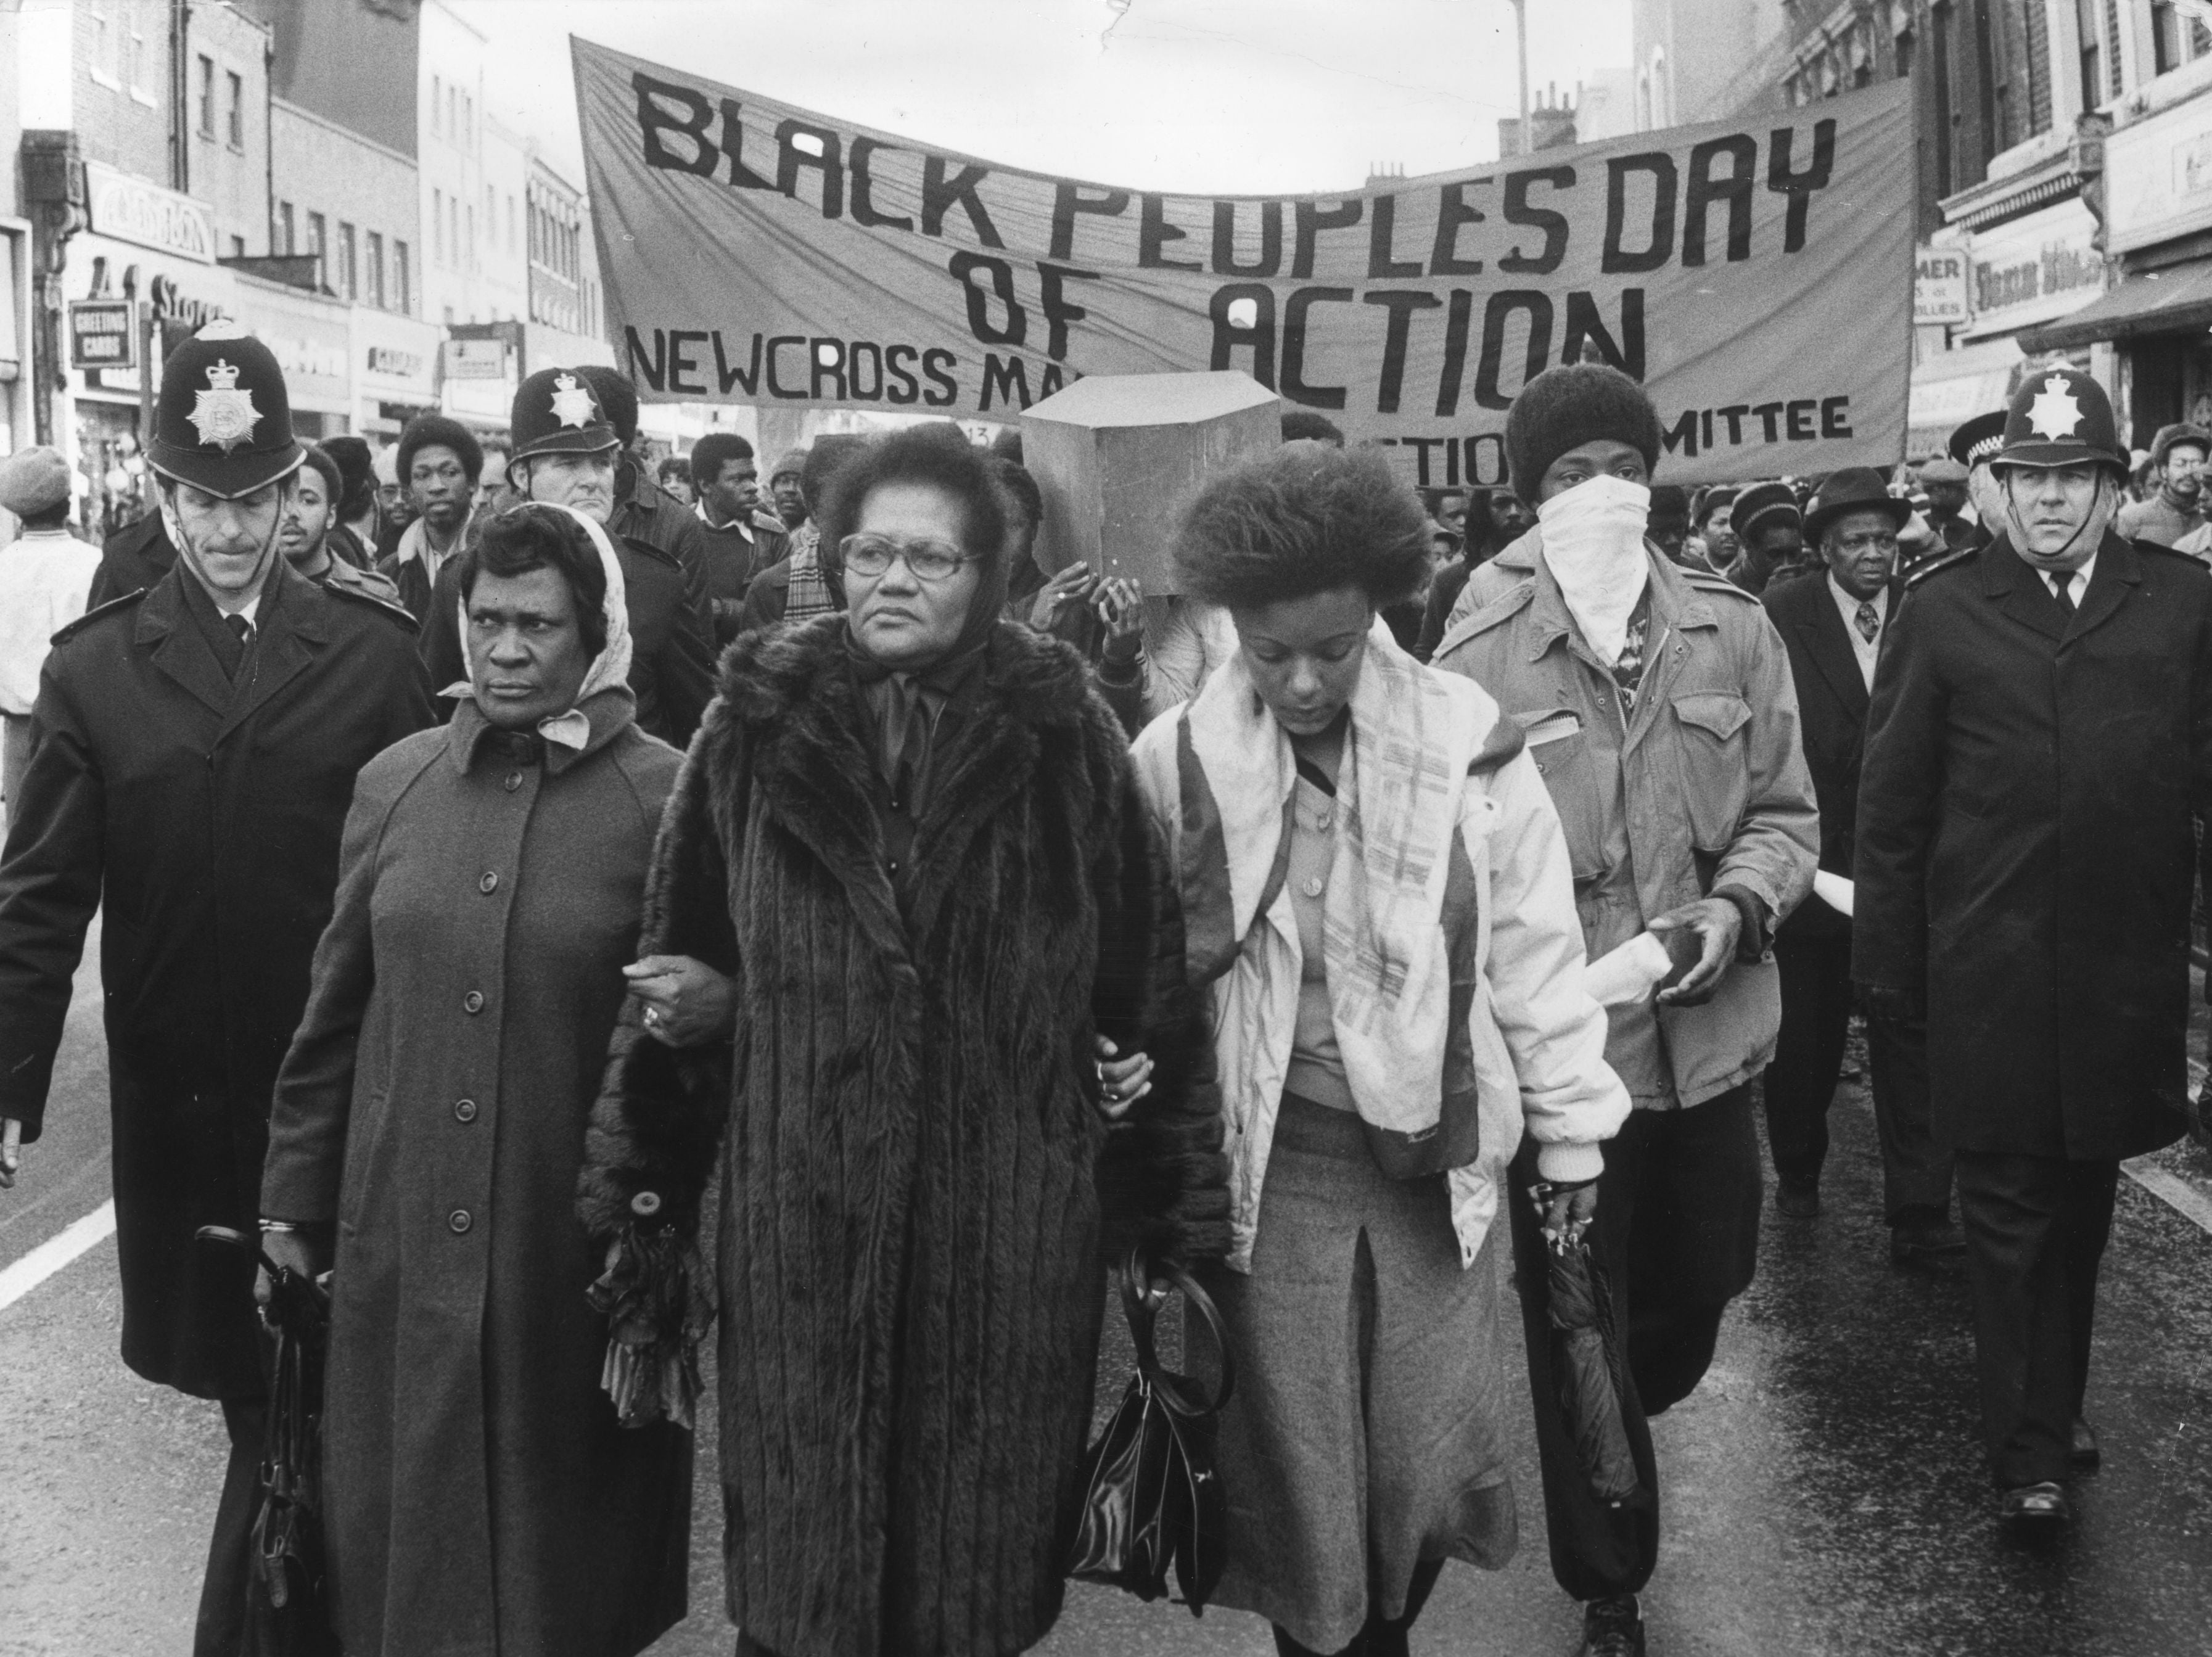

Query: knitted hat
[
  {"left": 0, "top": 446, "right": 72, "bottom": 517},
  {"left": 1733, "top": 480, "right": 1801, "bottom": 538},
  {"left": 767, "top": 448, "right": 807, "bottom": 486},
  {"left": 1504, "top": 363, "right": 1663, "bottom": 499}
]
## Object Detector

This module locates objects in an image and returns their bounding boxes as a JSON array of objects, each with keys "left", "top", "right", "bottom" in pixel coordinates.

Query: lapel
[
  {"left": 1794, "top": 578, "right": 1870, "bottom": 720},
  {"left": 215, "top": 564, "right": 328, "bottom": 746},
  {"left": 2063, "top": 533, "right": 2140, "bottom": 648},
  {"left": 134, "top": 569, "right": 232, "bottom": 719},
  {"left": 1982, "top": 538, "right": 2068, "bottom": 645}
]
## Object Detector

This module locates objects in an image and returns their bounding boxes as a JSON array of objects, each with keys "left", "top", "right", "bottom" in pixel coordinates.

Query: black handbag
[{"left": 1065, "top": 1248, "right": 1236, "bottom": 1614}]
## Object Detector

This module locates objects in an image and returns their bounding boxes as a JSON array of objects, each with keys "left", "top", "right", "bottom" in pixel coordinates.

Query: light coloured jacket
[
  {"left": 1434, "top": 528, "right": 1819, "bottom": 1109},
  {"left": 1130, "top": 654, "right": 1630, "bottom": 1273}
]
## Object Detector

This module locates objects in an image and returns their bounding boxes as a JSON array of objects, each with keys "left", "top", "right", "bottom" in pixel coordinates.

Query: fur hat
[
  {"left": 2150, "top": 422, "right": 2212, "bottom": 470},
  {"left": 0, "top": 446, "right": 72, "bottom": 517},
  {"left": 1504, "top": 363, "right": 1663, "bottom": 499}
]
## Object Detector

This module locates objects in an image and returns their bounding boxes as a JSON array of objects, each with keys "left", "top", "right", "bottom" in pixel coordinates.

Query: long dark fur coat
[{"left": 577, "top": 615, "right": 1230, "bottom": 1657}]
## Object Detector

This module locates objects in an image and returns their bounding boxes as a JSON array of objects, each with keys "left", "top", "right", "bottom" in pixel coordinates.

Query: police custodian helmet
[
  {"left": 146, "top": 319, "right": 304, "bottom": 499},
  {"left": 509, "top": 367, "right": 620, "bottom": 462},
  {"left": 1991, "top": 365, "right": 2128, "bottom": 477}
]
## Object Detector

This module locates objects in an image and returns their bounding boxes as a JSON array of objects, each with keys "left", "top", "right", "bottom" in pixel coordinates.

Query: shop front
[
  {"left": 2029, "top": 94, "right": 2212, "bottom": 442},
  {"left": 59, "top": 179, "right": 239, "bottom": 538},
  {"left": 440, "top": 323, "right": 520, "bottom": 435},
  {"left": 233, "top": 273, "right": 353, "bottom": 440},
  {"left": 354, "top": 309, "right": 443, "bottom": 439},
  {"left": 1907, "top": 337, "right": 2025, "bottom": 458}
]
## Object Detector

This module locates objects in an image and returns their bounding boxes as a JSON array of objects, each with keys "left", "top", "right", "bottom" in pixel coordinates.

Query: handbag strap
[{"left": 1120, "top": 1247, "right": 1236, "bottom": 1418}]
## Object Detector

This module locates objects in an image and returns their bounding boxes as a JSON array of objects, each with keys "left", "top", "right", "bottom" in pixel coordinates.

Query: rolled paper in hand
[
  {"left": 1813, "top": 871, "right": 1855, "bottom": 918},
  {"left": 1584, "top": 931, "right": 1675, "bottom": 1008}
]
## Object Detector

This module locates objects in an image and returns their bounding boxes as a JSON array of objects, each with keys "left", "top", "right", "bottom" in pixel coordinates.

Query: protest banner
[{"left": 574, "top": 38, "right": 1914, "bottom": 487}]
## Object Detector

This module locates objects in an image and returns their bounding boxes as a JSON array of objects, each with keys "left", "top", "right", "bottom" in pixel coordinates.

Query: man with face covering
[
  {"left": 1433, "top": 363, "right": 1817, "bottom": 1657},
  {"left": 0, "top": 321, "right": 434, "bottom": 1655},
  {"left": 1856, "top": 366, "right": 2212, "bottom": 1529}
]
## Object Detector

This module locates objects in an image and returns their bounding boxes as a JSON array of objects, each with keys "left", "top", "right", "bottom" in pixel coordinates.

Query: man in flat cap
[
  {"left": 1857, "top": 366, "right": 2212, "bottom": 1527},
  {"left": 0, "top": 321, "right": 435, "bottom": 1652},
  {"left": 0, "top": 448, "right": 99, "bottom": 824},
  {"left": 1724, "top": 480, "right": 1810, "bottom": 594},
  {"left": 417, "top": 366, "right": 716, "bottom": 746},
  {"left": 1917, "top": 456, "right": 1979, "bottom": 556}
]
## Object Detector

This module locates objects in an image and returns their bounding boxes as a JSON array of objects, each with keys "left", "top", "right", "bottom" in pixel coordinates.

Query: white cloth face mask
[{"left": 1537, "top": 474, "right": 1652, "bottom": 667}]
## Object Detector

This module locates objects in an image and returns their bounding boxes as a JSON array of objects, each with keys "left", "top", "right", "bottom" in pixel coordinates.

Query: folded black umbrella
[
  {"left": 197, "top": 1226, "right": 339, "bottom": 1657},
  {"left": 1542, "top": 1228, "right": 1643, "bottom": 1507}
]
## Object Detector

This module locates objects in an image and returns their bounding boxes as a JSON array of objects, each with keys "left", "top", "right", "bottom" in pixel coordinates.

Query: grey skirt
[{"left": 1188, "top": 1093, "right": 1517, "bottom": 1651}]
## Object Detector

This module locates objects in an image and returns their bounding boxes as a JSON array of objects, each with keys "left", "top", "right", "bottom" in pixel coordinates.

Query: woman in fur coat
[{"left": 575, "top": 424, "right": 1232, "bottom": 1657}]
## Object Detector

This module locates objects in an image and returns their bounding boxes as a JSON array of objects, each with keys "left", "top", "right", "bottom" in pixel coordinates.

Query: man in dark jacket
[
  {"left": 689, "top": 430, "right": 787, "bottom": 645},
  {"left": 578, "top": 364, "right": 714, "bottom": 615},
  {"left": 419, "top": 367, "right": 716, "bottom": 747},
  {"left": 376, "top": 413, "right": 481, "bottom": 620},
  {"left": 0, "top": 323, "right": 435, "bottom": 1653},
  {"left": 1761, "top": 469, "right": 1958, "bottom": 1264},
  {"left": 1856, "top": 366, "right": 2212, "bottom": 1527}
]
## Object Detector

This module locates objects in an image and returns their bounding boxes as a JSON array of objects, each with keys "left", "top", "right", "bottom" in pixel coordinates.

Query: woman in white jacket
[{"left": 1129, "top": 446, "right": 1630, "bottom": 1657}]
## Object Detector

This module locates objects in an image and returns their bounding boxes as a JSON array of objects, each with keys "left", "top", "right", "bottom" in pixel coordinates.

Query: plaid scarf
[{"left": 784, "top": 524, "right": 834, "bottom": 620}]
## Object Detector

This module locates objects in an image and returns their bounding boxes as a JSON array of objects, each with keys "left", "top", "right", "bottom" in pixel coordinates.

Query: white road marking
[
  {"left": 2123, "top": 1157, "right": 2212, "bottom": 1238},
  {"left": 0, "top": 1199, "right": 116, "bottom": 1313}
]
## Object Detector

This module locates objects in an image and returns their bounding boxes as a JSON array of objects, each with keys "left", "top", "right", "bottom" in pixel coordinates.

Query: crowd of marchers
[{"left": 0, "top": 324, "right": 2204, "bottom": 1657}]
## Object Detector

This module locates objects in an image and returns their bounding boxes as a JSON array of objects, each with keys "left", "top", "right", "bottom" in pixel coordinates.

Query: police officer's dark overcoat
[
  {"left": 0, "top": 561, "right": 435, "bottom": 1397},
  {"left": 1853, "top": 532, "right": 2212, "bottom": 1161}
]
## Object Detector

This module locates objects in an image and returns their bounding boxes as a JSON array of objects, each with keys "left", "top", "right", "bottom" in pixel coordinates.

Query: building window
[
  {"left": 467, "top": 205, "right": 476, "bottom": 272},
  {"left": 451, "top": 196, "right": 462, "bottom": 268},
  {"left": 430, "top": 74, "right": 442, "bottom": 136},
  {"left": 198, "top": 56, "right": 216, "bottom": 136},
  {"left": 1973, "top": 0, "right": 1999, "bottom": 165},
  {"left": 463, "top": 92, "right": 474, "bottom": 150},
  {"left": 337, "top": 223, "right": 357, "bottom": 300},
  {"left": 125, "top": 0, "right": 149, "bottom": 96},
  {"left": 2026, "top": 0, "right": 2052, "bottom": 134},
  {"left": 306, "top": 211, "right": 327, "bottom": 284},
  {"left": 432, "top": 189, "right": 444, "bottom": 265},
  {"left": 226, "top": 71, "right": 244, "bottom": 150},
  {"left": 276, "top": 200, "right": 294, "bottom": 256},
  {"left": 89, "top": 7, "right": 117, "bottom": 88},
  {"left": 396, "top": 242, "right": 411, "bottom": 313},
  {"left": 231, "top": 234, "right": 245, "bottom": 258},
  {"left": 367, "top": 231, "right": 385, "bottom": 308},
  {"left": 508, "top": 194, "right": 517, "bottom": 253},
  {"left": 485, "top": 186, "right": 496, "bottom": 254}
]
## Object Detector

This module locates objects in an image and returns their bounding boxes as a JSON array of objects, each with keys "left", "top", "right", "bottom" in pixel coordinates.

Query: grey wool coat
[
  {"left": 261, "top": 691, "right": 692, "bottom": 1657},
  {"left": 576, "top": 615, "right": 1233, "bottom": 1657}
]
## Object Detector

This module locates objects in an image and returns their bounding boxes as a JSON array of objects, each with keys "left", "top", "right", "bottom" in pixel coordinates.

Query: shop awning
[
  {"left": 1907, "top": 337, "right": 2025, "bottom": 448},
  {"left": 2020, "top": 262, "right": 2212, "bottom": 351}
]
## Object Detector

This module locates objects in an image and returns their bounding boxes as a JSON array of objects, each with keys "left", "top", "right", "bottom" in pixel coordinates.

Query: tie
[
  {"left": 1854, "top": 602, "right": 1880, "bottom": 644},
  {"left": 226, "top": 614, "right": 254, "bottom": 650},
  {"left": 2048, "top": 574, "right": 2076, "bottom": 617}
]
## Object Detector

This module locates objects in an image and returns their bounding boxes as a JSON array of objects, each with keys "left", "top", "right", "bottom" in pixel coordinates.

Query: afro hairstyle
[
  {"left": 816, "top": 424, "right": 1008, "bottom": 563},
  {"left": 396, "top": 414, "right": 485, "bottom": 488},
  {"left": 1174, "top": 445, "right": 1429, "bottom": 611}
]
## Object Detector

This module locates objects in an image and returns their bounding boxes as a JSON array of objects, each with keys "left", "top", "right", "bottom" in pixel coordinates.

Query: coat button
[
  {"left": 453, "top": 1098, "right": 478, "bottom": 1124},
  {"left": 504, "top": 771, "right": 524, "bottom": 792},
  {"left": 463, "top": 990, "right": 485, "bottom": 1014},
  {"left": 1301, "top": 876, "right": 1325, "bottom": 898},
  {"left": 448, "top": 1209, "right": 473, "bottom": 1234},
  {"left": 479, "top": 871, "right": 499, "bottom": 894}
]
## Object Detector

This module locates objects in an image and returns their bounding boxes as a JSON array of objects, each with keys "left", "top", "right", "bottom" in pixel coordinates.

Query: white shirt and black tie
[
  {"left": 2042, "top": 553, "right": 2096, "bottom": 618},
  {"left": 1827, "top": 574, "right": 1887, "bottom": 692}
]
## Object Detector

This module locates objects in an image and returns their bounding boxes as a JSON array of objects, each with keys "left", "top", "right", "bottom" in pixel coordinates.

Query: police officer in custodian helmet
[
  {"left": 1854, "top": 364, "right": 2212, "bottom": 1528},
  {"left": 0, "top": 321, "right": 436, "bottom": 1651}
]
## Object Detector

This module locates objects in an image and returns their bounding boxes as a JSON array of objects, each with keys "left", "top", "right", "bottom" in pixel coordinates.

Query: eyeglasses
[{"left": 841, "top": 532, "right": 975, "bottom": 582}]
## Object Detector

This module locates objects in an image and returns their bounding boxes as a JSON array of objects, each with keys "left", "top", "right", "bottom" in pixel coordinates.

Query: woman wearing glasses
[{"left": 575, "top": 424, "right": 1231, "bottom": 1657}]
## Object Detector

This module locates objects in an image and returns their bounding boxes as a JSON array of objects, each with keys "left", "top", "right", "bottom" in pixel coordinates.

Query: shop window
[
  {"left": 197, "top": 56, "right": 215, "bottom": 138},
  {"left": 338, "top": 223, "right": 356, "bottom": 301},
  {"left": 396, "top": 242, "right": 411, "bottom": 314},
  {"left": 367, "top": 232, "right": 385, "bottom": 309}
]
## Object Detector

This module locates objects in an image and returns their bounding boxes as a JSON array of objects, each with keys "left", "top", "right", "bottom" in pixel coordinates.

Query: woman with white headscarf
[{"left": 260, "top": 502, "right": 699, "bottom": 1657}]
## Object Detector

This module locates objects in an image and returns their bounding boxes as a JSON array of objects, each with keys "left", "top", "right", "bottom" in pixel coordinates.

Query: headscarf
[
  {"left": 448, "top": 501, "right": 631, "bottom": 750},
  {"left": 1536, "top": 474, "right": 1652, "bottom": 665}
]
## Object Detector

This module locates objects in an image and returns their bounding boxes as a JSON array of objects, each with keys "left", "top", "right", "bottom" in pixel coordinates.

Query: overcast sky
[{"left": 458, "top": 0, "right": 1633, "bottom": 194}]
